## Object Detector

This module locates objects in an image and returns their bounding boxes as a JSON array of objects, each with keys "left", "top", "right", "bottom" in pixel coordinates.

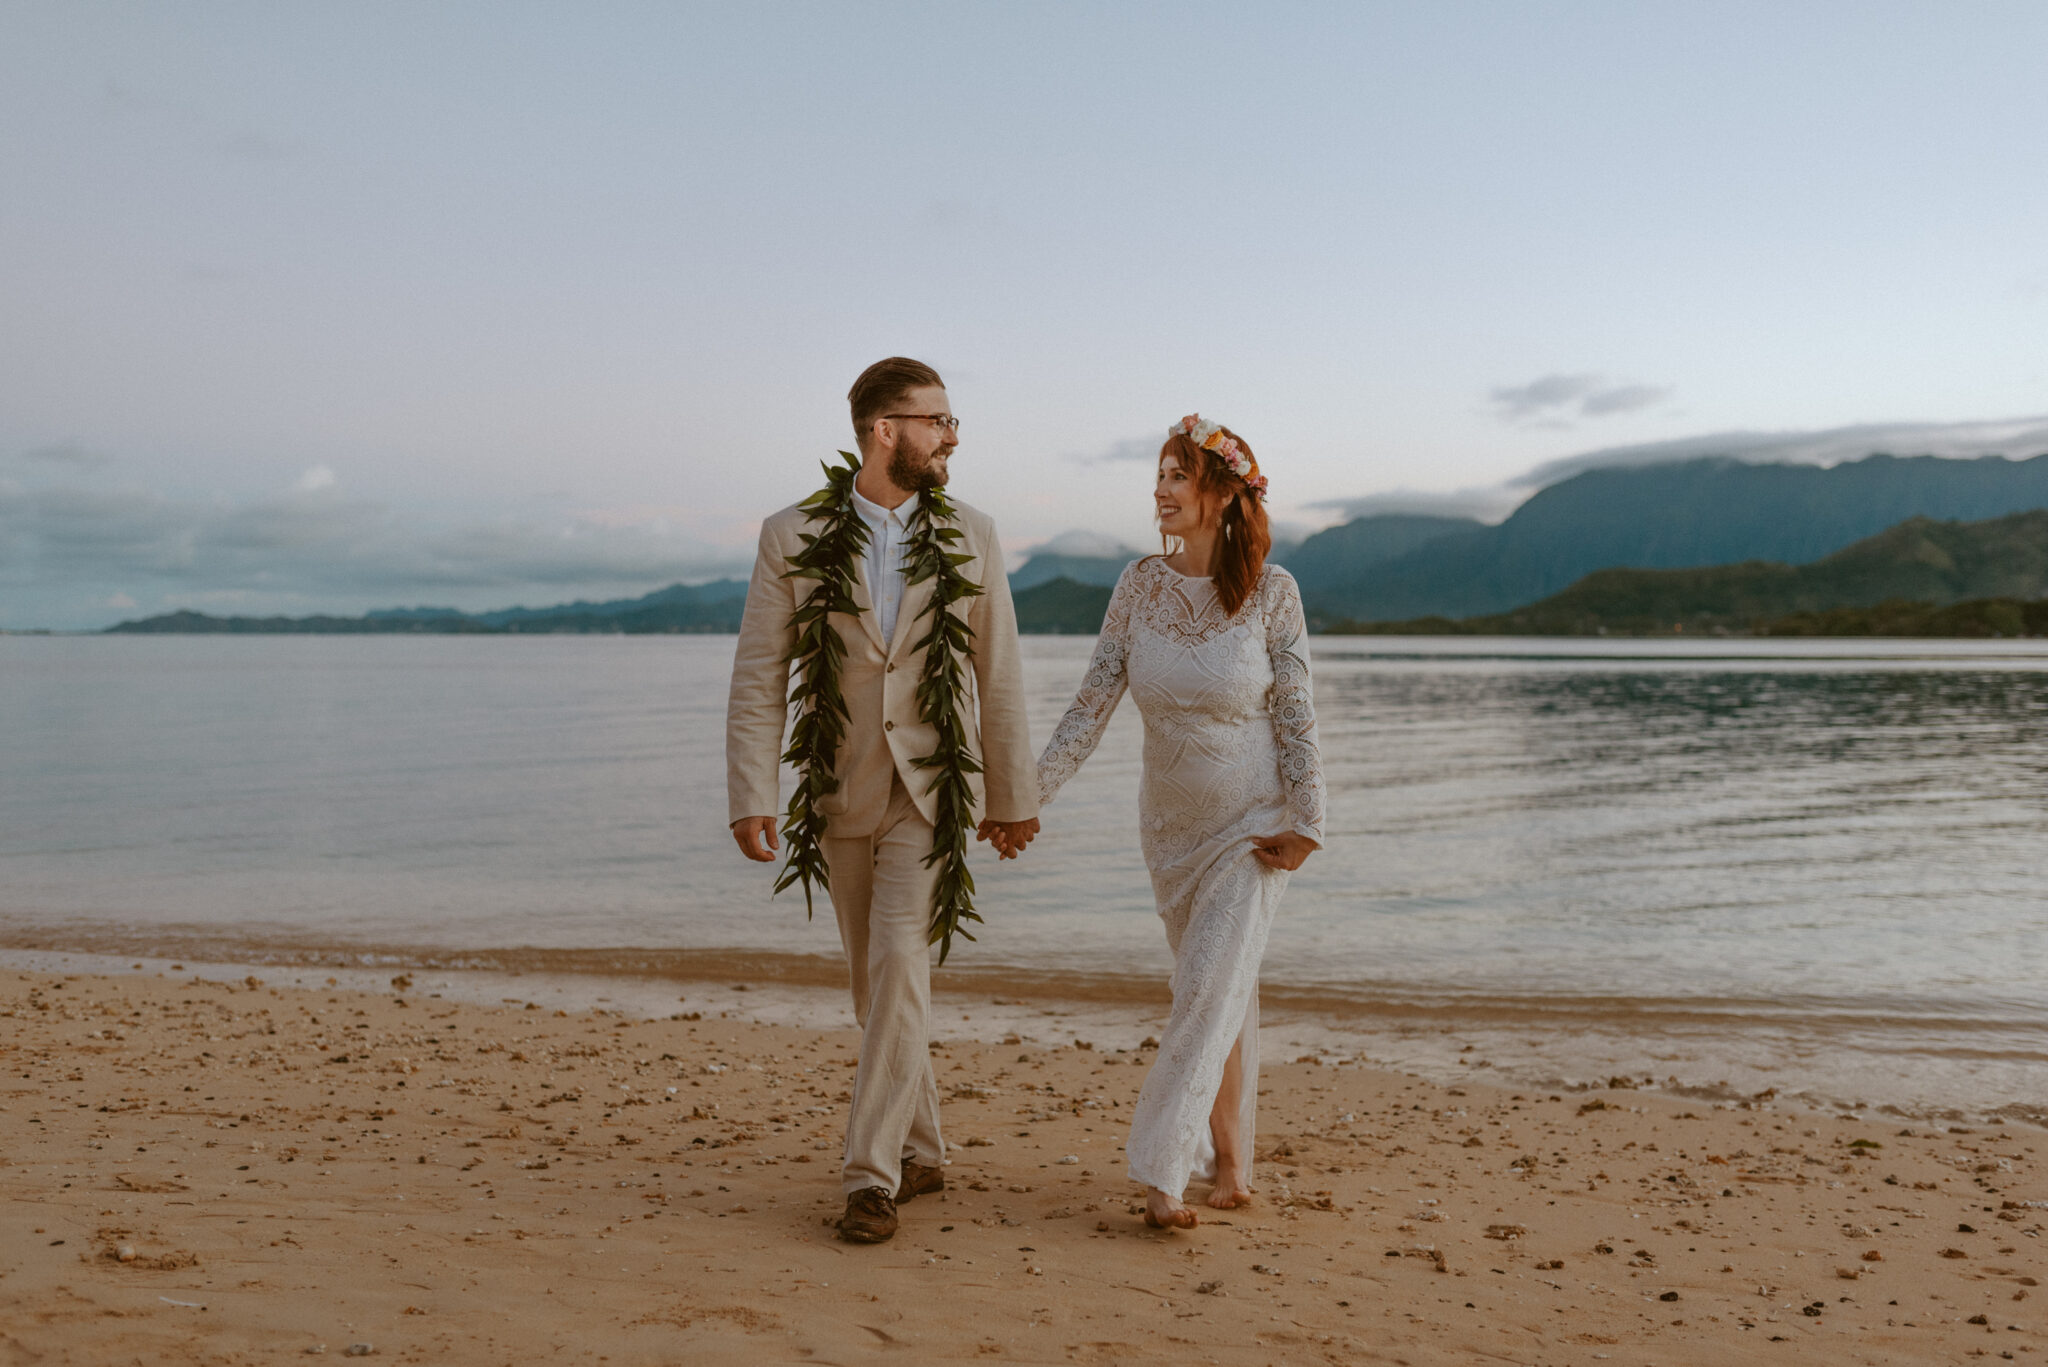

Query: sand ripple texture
[{"left": 2, "top": 970, "right": 2044, "bottom": 1365}]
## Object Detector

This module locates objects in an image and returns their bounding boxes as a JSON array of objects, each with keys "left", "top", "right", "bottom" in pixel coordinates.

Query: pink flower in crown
[{"left": 1169, "top": 411, "right": 1267, "bottom": 498}]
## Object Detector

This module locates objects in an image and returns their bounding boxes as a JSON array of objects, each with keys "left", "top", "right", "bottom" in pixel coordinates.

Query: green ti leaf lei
[
  {"left": 771, "top": 452, "right": 867, "bottom": 921},
  {"left": 774, "top": 450, "right": 987, "bottom": 964}
]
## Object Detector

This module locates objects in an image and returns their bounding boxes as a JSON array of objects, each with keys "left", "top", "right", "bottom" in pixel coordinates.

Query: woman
[{"left": 1036, "top": 415, "right": 1325, "bottom": 1230}]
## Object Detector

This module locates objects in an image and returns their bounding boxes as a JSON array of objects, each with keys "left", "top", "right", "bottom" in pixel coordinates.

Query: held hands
[
  {"left": 975, "top": 816, "right": 1040, "bottom": 860},
  {"left": 731, "top": 816, "right": 780, "bottom": 863},
  {"left": 739, "top": 814, "right": 1042, "bottom": 862},
  {"left": 1251, "top": 831, "right": 1319, "bottom": 871}
]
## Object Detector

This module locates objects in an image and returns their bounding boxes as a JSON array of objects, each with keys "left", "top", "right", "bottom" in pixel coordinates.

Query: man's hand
[
  {"left": 1250, "top": 831, "right": 1319, "bottom": 871},
  {"left": 731, "top": 816, "right": 781, "bottom": 863},
  {"left": 975, "top": 817, "right": 1041, "bottom": 860}
]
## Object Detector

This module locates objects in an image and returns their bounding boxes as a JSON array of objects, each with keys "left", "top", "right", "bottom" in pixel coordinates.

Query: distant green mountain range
[
  {"left": 1008, "top": 550, "right": 1140, "bottom": 590},
  {"left": 1290, "top": 451, "right": 2048, "bottom": 623},
  {"left": 1760, "top": 597, "right": 2048, "bottom": 638},
  {"left": 1009, "top": 534, "right": 1301, "bottom": 591},
  {"left": 103, "top": 450, "right": 2048, "bottom": 638},
  {"left": 1277, "top": 513, "right": 1485, "bottom": 596},
  {"left": 1339, "top": 509, "right": 2048, "bottom": 636},
  {"left": 1012, "top": 576, "right": 1118, "bottom": 633},
  {"left": 107, "top": 580, "right": 750, "bottom": 634}
]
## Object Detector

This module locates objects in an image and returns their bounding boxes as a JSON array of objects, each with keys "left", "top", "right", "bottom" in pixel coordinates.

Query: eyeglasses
[{"left": 882, "top": 413, "right": 961, "bottom": 434}]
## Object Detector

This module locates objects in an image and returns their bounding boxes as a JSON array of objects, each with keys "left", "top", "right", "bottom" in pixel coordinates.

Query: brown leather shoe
[
  {"left": 837, "top": 1187, "right": 898, "bottom": 1244},
  {"left": 896, "top": 1159, "right": 944, "bottom": 1204}
]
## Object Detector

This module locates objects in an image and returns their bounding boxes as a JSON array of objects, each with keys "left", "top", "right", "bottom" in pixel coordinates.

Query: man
[{"left": 726, "top": 356, "right": 1041, "bottom": 1244}]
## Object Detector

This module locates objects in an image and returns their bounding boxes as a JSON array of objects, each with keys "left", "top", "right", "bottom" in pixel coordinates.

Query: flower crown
[{"left": 1170, "top": 414, "right": 1267, "bottom": 501}]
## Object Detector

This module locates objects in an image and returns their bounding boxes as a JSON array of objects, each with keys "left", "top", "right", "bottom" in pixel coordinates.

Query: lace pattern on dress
[
  {"left": 1262, "top": 571, "right": 1326, "bottom": 839},
  {"left": 1032, "top": 555, "right": 1328, "bottom": 1199},
  {"left": 1037, "top": 557, "right": 1325, "bottom": 841},
  {"left": 1033, "top": 560, "right": 1135, "bottom": 807}
]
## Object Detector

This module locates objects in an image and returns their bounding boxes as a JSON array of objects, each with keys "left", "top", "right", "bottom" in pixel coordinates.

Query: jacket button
[
  {"left": 886, "top": 663, "right": 895, "bottom": 673},
  {"left": 884, "top": 720, "right": 895, "bottom": 732}
]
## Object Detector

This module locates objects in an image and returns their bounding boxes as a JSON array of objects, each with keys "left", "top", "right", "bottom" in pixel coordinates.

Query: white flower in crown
[{"left": 1170, "top": 413, "right": 1266, "bottom": 500}]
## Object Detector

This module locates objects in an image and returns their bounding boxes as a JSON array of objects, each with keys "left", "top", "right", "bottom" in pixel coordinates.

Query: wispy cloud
[
  {"left": 1071, "top": 435, "right": 1163, "bottom": 464},
  {"left": 0, "top": 477, "right": 754, "bottom": 628},
  {"left": 17, "top": 442, "right": 114, "bottom": 469},
  {"left": 1302, "top": 414, "right": 2048, "bottom": 531},
  {"left": 1513, "top": 415, "right": 2048, "bottom": 488},
  {"left": 1304, "top": 486, "right": 1521, "bottom": 525},
  {"left": 1578, "top": 382, "right": 1668, "bottom": 417},
  {"left": 1489, "top": 373, "right": 1672, "bottom": 426},
  {"left": 1023, "top": 529, "right": 1148, "bottom": 558}
]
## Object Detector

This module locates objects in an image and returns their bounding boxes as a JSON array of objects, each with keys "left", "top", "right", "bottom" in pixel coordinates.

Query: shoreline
[
  {"left": 7, "top": 944, "right": 2044, "bottom": 1135},
  {"left": 1, "top": 964, "right": 2042, "bottom": 1364},
  {"left": 20, "top": 625, "right": 2048, "bottom": 645}
]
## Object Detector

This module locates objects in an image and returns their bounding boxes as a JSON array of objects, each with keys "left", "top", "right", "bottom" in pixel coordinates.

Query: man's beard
[{"left": 888, "top": 442, "right": 948, "bottom": 493}]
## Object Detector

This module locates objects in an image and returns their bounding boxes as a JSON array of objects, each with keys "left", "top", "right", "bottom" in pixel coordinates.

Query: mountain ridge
[
  {"left": 1339, "top": 509, "right": 2048, "bottom": 636},
  {"left": 107, "top": 579, "right": 752, "bottom": 635},
  {"left": 98, "top": 451, "right": 2048, "bottom": 636},
  {"left": 1295, "top": 451, "right": 2048, "bottom": 622}
]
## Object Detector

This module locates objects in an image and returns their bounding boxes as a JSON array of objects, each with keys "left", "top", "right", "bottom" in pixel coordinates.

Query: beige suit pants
[{"left": 821, "top": 773, "right": 945, "bottom": 1196}]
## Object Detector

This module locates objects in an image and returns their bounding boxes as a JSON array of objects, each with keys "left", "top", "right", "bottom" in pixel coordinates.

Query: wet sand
[{"left": 2, "top": 967, "right": 2042, "bottom": 1365}]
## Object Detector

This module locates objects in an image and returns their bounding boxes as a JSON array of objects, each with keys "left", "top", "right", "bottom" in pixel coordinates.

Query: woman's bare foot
[
  {"left": 1204, "top": 1157, "right": 1252, "bottom": 1209},
  {"left": 1143, "top": 1187, "right": 1198, "bottom": 1230}
]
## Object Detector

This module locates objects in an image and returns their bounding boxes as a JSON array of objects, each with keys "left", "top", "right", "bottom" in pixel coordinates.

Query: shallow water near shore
[{"left": 4, "top": 633, "right": 2046, "bottom": 1123}]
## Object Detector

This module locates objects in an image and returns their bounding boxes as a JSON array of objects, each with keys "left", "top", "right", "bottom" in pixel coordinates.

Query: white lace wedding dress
[{"left": 1036, "top": 557, "right": 1325, "bottom": 1200}]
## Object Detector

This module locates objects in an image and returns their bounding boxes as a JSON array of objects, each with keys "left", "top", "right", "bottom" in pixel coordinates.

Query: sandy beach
[{"left": 2, "top": 966, "right": 2041, "bottom": 1365}]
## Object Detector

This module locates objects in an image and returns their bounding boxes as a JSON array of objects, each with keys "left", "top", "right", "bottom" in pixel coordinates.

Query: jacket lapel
[
  {"left": 846, "top": 552, "right": 888, "bottom": 654},
  {"left": 889, "top": 560, "right": 937, "bottom": 662}
]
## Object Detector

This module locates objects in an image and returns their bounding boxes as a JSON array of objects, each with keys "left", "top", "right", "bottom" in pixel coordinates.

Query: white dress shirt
[{"left": 849, "top": 484, "right": 912, "bottom": 646}]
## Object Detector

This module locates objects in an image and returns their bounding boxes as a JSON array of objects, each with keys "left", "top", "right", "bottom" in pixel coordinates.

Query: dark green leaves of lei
[
  {"left": 775, "top": 450, "right": 987, "bottom": 963},
  {"left": 772, "top": 453, "right": 865, "bottom": 923}
]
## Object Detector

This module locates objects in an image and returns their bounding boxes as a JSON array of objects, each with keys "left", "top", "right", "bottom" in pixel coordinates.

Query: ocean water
[{"left": 4, "top": 634, "right": 2045, "bottom": 1121}]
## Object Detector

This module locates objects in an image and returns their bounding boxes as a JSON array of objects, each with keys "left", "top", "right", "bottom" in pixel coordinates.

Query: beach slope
[{"left": 2, "top": 970, "right": 2040, "bottom": 1364}]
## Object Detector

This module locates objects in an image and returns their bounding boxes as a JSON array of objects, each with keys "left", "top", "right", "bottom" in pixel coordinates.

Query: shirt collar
[{"left": 849, "top": 483, "right": 912, "bottom": 530}]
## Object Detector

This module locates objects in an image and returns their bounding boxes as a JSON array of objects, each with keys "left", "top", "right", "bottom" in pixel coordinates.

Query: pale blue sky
[{"left": 4, "top": 2, "right": 2047, "bottom": 627}]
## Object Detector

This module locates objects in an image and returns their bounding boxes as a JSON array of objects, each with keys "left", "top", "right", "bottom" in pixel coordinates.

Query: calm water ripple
[{"left": 3, "top": 634, "right": 2045, "bottom": 1119}]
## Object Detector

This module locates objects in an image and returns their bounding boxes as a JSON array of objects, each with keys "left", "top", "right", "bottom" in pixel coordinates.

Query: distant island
[
  {"left": 96, "top": 452, "right": 2048, "bottom": 639},
  {"left": 106, "top": 580, "right": 750, "bottom": 635}
]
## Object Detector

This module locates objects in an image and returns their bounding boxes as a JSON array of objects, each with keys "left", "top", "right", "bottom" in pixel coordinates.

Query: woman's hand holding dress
[{"left": 1249, "top": 831, "right": 1318, "bottom": 870}]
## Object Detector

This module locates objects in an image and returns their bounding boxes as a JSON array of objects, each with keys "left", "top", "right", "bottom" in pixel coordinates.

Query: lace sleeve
[
  {"left": 1035, "top": 563, "right": 1138, "bottom": 805},
  {"left": 1263, "top": 570, "right": 1326, "bottom": 843}
]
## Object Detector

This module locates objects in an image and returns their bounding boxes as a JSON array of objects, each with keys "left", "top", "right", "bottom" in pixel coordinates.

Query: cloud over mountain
[
  {"left": 18, "top": 442, "right": 115, "bottom": 469},
  {"left": 1303, "top": 415, "right": 2048, "bottom": 535},
  {"left": 1305, "top": 486, "right": 1523, "bottom": 525},
  {"left": 0, "top": 472, "right": 754, "bottom": 630},
  {"left": 1489, "top": 374, "right": 1672, "bottom": 426},
  {"left": 1515, "top": 416, "right": 2048, "bottom": 487}
]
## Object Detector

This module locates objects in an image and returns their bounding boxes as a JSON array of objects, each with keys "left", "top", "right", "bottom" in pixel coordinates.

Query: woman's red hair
[{"left": 1159, "top": 424, "right": 1272, "bottom": 615}]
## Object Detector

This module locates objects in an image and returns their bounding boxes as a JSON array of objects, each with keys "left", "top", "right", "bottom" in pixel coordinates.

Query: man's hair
[{"left": 848, "top": 357, "right": 944, "bottom": 451}]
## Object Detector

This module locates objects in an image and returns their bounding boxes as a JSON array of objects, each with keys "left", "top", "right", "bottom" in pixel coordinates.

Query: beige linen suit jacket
[{"left": 726, "top": 496, "right": 1040, "bottom": 839}]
